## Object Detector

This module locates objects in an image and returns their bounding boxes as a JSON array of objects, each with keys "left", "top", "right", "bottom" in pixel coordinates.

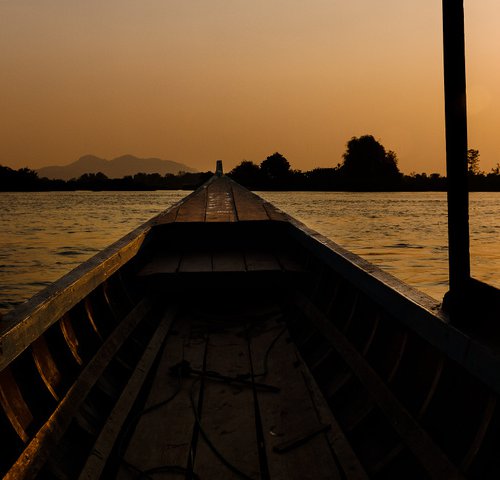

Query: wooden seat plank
[
  {"left": 251, "top": 318, "right": 342, "bottom": 480},
  {"left": 192, "top": 327, "right": 260, "bottom": 479},
  {"left": 178, "top": 252, "right": 213, "bottom": 273},
  {"left": 212, "top": 251, "right": 246, "bottom": 272},
  {"left": 138, "top": 254, "right": 181, "bottom": 276},
  {"left": 245, "top": 251, "right": 282, "bottom": 271}
]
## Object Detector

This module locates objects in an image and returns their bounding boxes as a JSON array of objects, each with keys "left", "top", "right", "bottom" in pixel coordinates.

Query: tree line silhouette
[
  {"left": 0, "top": 167, "right": 212, "bottom": 192},
  {"left": 229, "top": 136, "right": 500, "bottom": 191},
  {"left": 2, "top": 135, "right": 500, "bottom": 191}
]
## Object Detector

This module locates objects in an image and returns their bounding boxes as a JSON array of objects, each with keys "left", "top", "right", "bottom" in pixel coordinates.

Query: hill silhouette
[{"left": 37, "top": 154, "right": 196, "bottom": 180}]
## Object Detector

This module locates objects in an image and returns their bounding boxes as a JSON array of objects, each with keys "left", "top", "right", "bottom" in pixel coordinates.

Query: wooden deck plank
[
  {"left": 231, "top": 183, "right": 270, "bottom": 221},
  {"left": 175, "top": 188, "right": 207, "bottom": 222},
  {"left": 178, "top": 252, "right": 213, "bottom": 273},
  {"left": 206, "top": 177, "right": 237, "bottom": 222},
  {"left": 118, "top": 312, "right": 204, "bottom": 479},
  {"left": 193, "top": 326, "right": 260, "bottom": 479},
  {"left": 137, "top": 253, "right": 181, "bottom": 276},
  {"left": 245, "top": 251, "right": 282, "bottom": 271},
  {"left": 78, "top": 306, "right": 177, "bottom": 480},
  {"left": 251, "top": 317, "right": 342, "bottom": 480},
  {"left": 212, "top": 251, "right": 247, "bottom": 272}
]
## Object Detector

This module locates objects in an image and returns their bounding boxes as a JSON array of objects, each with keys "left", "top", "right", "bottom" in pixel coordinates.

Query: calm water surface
[
  {"left": 261, "top": 191, "right": 499, "bottom": 300},
  {"left": 0, "top": 190, "right": 498, "bottom": 314},
  {"left": 0, "top": 191, "right": 187, "bottom": 314}
]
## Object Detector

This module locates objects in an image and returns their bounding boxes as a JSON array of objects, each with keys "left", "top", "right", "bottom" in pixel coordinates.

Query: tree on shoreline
[
  {"left": 467, "top": 149, "right": 481, "bottom": 175},
  {"left": 3, "top": 140, "right": 500, "bottom": 192},
  {"left": 0, "top": 165, "right": 40, "bottom": 191},
  {"left": 339, "top": 135, "right": 401, "bottom": 189},
  {"left": 260, "top": 153, "right": 291, "bottom": 182},
  {"left": 228, "top": 160, "right": 262, "bottom": 189}
]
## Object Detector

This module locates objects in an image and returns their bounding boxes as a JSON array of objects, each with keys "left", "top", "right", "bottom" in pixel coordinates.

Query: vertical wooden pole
[{"left": 442, "top": 0, "right": 470, "bottom": 313}]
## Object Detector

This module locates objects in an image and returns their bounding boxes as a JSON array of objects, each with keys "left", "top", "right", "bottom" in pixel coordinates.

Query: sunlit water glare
[{"left": 0, "top": 190, "right": 498, "bottom": 314}]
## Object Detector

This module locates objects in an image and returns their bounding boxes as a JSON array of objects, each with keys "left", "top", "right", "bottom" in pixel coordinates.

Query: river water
[{"left": 0, "top": 190, "right": 498, "bottom": 314}]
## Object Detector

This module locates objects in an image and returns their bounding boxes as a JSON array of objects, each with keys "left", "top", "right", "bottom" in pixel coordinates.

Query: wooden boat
[
  {"left": 2, "top": 3, "right": 500, "bottom": 478},
  {"left": 1, "top": 166, "right": 499, "bottom": 479}
]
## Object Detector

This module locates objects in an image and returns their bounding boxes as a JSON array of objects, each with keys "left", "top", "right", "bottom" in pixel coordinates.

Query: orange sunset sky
[{"left": 1, "top": 1, "right": 499, "bottom": 175}]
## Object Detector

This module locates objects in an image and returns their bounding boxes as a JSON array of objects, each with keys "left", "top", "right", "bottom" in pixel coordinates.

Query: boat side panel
[
  {"left": 281, "top": 221, "right": 500, "bottom": 395},
  {"left": 288, "top": 239, "right": 500, "bottom": 478},
  {"left": 0, "top": 226, "right": 152, "bottom": 372}
]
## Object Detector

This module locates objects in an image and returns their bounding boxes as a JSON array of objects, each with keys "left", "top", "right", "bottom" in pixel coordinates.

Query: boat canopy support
[{"left": 442, "top": 0, "right": 471, "bottom": 319}]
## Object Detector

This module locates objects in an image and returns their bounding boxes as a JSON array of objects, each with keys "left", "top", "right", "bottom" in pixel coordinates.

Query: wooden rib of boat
[{"left": 1, "top": 171, "right": 499, "bottom": 479}]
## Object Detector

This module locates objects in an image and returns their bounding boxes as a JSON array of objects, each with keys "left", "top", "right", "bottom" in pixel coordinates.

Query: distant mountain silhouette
[{"left": 37, "top": 154, "right": 196, "bottom": 180}]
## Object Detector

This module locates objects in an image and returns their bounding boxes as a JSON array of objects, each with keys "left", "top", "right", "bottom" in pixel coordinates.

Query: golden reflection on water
[
  {"left": 0, "top": 191, "right": 188, "bottom": 313},
  {"left": 260, "top": 191, "right": 499, "bottom": 301},
  {"left": 0, "top": 190, "right": 498, "bottom": 313}
]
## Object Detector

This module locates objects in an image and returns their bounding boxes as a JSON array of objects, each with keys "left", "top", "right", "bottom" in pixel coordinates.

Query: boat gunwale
[{"left": 0, "top": 226, "right": 150, "bottom": 372}]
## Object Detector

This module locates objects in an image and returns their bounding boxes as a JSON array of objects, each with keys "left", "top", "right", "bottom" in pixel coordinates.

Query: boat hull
[{"left": 1, "top": 177, "right": 499, "bottom": 479}]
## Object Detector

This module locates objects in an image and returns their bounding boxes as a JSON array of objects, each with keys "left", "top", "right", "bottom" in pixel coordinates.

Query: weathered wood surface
[
  {"left": 139, "top": 250, "right": 304, "bottom": 276},
  {"left": 154, "top": 176, "right": 287, "bottom": 226},
  {"left": 192, "top": 324, "right": 260, "bottom": 479},
  {"left": 298, "top": 351, "right": 370, "bottom": 480},
  {"left": 295, "top": 292, "right": 465, "bottom": 480},
  {"left": 79, "top": 306, "right": 177, "bottom": 480},
  {"left": 179, "top": 252, "right": 213, "bottom": 273},
  {"left": 251, "top": 316, "right": 343, "bottom": 480},
  {"left": 118, "top": 302, "right": 340, "bottom": 479},
  {"left": 212, "top": 251, "right": 246, "bottom": 272},
  {"left": 118, "top": 312, "right": 204, "bottom": 479},
  {"left": 4, "top": 299, "right": 153, "bottom": 480},
  {"left": 0, "top": 227, "right": 151, "bottom": 372},
  {"left": 176, "top": 185, "right": 208, "bottom": 222},
  {"left": 0, "top": 367, "right": 34, "bottom": 442},
  {"left": 206, "top": 176, "right": 237, "bottom": 222}
]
